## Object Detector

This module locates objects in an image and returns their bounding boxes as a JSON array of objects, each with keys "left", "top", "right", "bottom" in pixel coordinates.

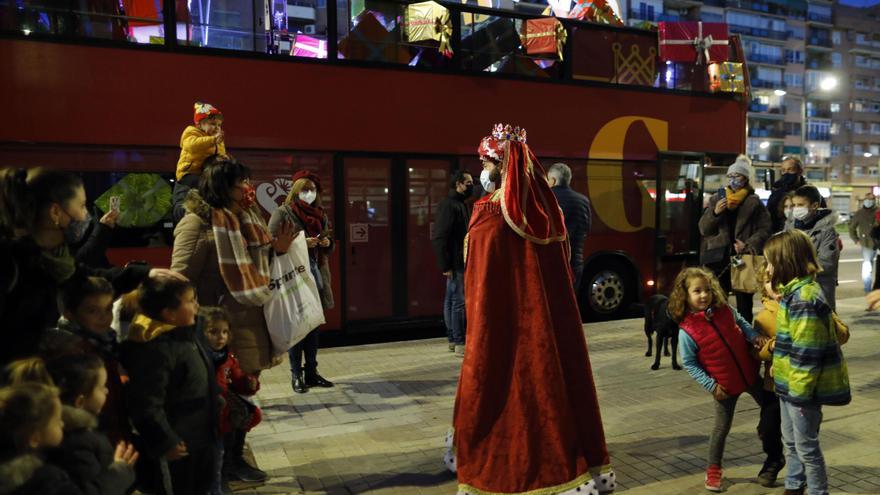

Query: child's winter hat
[{"left": 194, "top": 102, "right": 223, "bottom": 125}]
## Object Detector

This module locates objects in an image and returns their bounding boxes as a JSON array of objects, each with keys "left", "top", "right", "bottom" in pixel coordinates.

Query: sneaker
[
  {"left": 448, "top": 343, "right": 455, "bottom": 352},
  {"left": 224, "top": 457, "right": 269, "bottom": 482},
  {"left": 704, "top": 464, "right": 722, "bottom": 492},
  {"left": 757, "top": 458, "right": 785, "bottom": 487},
  {"left": 454, "top": 344, "right": 465, "bottom": 357}
]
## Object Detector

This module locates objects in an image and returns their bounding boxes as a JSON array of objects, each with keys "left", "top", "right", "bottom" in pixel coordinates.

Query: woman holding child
[{"left": 171, "top": 158, "right": 294, "bottom": 483}]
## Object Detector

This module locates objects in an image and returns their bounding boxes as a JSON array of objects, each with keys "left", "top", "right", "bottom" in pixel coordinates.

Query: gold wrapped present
[
  {"left": 403, "top": 1, "right": 448, "bottom": 43},
  {"left": 708, "top": 62, "right": 745, "bottom": 93}
]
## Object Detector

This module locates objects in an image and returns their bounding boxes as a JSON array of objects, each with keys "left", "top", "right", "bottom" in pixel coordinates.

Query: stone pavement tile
[{"left": 237, "top": 297, "right": 880, "bottom": 494}]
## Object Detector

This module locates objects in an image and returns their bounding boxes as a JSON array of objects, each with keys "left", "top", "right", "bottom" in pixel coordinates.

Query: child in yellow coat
[{"left": 172, "top": 102, "right": 227, "bottom": 223}]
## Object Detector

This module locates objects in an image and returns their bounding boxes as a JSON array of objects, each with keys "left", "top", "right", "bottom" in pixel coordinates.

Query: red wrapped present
[
  {"left": 569, "top": 0, "right": 623, "bottom": 25},
  {"left": 658, "top": 21, "right": 729, "bottom": 64},
  {"left": 291, "top": 34, "right": 328, "bottom": 58},
  {"left": 520, "top": 17, "right": 566, "bottom": 59}
]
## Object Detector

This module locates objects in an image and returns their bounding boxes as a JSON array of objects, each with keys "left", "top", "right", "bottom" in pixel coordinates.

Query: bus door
[
  {"left": 655, "top": 153, "right": 705, "bottom": 293},
  {"left": 341, "top": 155, "right": 452, "bottom": 324}
]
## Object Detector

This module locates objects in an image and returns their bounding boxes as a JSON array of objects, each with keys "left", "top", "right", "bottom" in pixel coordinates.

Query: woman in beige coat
[{"left": 171, "top": 159, "right": 293, "bottom": 482}]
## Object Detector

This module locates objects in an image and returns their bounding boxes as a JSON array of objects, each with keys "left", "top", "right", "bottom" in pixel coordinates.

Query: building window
[
  {"left": 854, "top": 144, "right": 864, "bottom": 154},
  {"left": 831, "top": 144, "right": 840, "bottom": 156},
  {"left": 871, "top": 123, "right": 880, "bottom": 135},
  {"left": 830, "top": 103, "right": 841, "bottom": 113},
  {"left": 855, "top": 122, "right": 866, "bottom": 134},
  {"left": 832, "top": 30, "right": 841, "bottom": 45},
  {"left": 854, "top": 166, "right": 864, "bottom": 177},
  {"left": 831, "top": 52, "right": 842, "bottom": 68},
  {"left": 785, "top": 49, "right": 804, "bottom": 64},
  {"left": 784, "top": 72, "right": 803, "bottom": 88},
  {"left": 871, "top": 145, "right": 880, "bottom": 156},
  {"left": 831, "top": 122, "right": 840, "bottom": 135}
]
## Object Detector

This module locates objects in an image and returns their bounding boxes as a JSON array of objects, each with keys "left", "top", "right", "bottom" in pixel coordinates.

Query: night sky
[{"left": 839, "top": 0, "right": 880, "bottom": 6}]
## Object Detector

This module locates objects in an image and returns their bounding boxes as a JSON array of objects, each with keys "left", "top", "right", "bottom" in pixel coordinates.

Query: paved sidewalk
[{"left": 237, "top": 296, "right": 880, "bottom": 494}]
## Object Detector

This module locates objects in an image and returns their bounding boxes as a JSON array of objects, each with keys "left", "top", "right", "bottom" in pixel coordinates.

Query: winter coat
[
  {"left": 698, "top": 190, "right": 772, "bottom": 265},
  {"left": 679, "top": 304, "right": 759, "bottom": 396},
  {"left": 774, "top": 276, "right": 851, "bottom": 406},
  {"left": 551, "top": 185, "right": 592, "bottom": 268},
  {"left": 119, "top": 315, "right": 218, "bottom": 458},
  {"left": 46, "top": 406, "right": 135, "bottom": 495},
  {"left": 0, "top": 453, "right": 81, "bottom": 495},
  {"left": 211, "top": 348, "right": 262, "bottom": 434},
  {"left": 785, "top": 209, "right": 840, "bottom": 309},
  {"left": 849, "top": 205, "right": 878, "bottom": 250},
  {"left": 171, "top": 190, "right": 274, "bottom": 373},
  {"left": 39, "top": 322, "right": 131, "bottom": 445},
  {"left": 175, "top": 125, "right": 226, "bottom": 180},
  {"left": 430, "top": 191, "right": 471, "bottom": 273},
  {"left": 0, "top": 237, "right": 150, "bottom": 366},
  {"left": 268, "top": 203, "right": 335, "bottom": 310}
]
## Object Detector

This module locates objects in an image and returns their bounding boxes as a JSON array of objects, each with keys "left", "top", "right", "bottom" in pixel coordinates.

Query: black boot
[
  {"left": 223, "top": 429, "right": 268, "bottom": 482},
  {"left": 757, "top": 457, "right": 785, "bottom": 487},
  {"left": 304, "top": 370, "right": 334, "bottom": 388},
  {"left": 292, "top": 370, "right": 308, "bottom": 394}
]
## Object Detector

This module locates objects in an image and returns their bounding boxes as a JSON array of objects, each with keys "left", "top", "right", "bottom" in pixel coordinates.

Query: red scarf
[{"left": 289, "top": 200, "right": 325, "bottom": 238}]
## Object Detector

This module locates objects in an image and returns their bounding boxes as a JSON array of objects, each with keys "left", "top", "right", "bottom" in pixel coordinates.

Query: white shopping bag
[{"left": 263, "top": 234, "right": 326, "bottom": 355}]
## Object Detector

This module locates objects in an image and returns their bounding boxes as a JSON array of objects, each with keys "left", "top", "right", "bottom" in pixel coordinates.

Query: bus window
[
  {"left": 406, "top": 159, "right": 451, "bottom": 317},
  {"left": 344, "top": 157, "right": 393, "bottom": 320}
]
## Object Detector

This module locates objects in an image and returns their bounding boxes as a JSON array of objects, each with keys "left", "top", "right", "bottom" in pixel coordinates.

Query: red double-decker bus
[{"left": 0, "top": 1, "right": 746, "bottom": 331}]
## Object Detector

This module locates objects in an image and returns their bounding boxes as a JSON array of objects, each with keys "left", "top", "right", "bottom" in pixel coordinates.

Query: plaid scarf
[{"left": 211, "top": 207, "right": 273, "bottom": 306}]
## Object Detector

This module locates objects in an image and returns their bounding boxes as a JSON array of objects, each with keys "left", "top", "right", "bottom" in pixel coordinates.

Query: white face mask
[
  {"left": 792, "top": 206, "right": 810, "bottom": 221},
  {"left": 299, "top": 190, "right": 317, "bottom": 205},
  {"left": 480, "top": 169, "right": 496, "bottom": 193},
  {"left": 864, "top": 200, "right": 875, "bottom": 209},
  {"left": 784, "top": 208, "right": 793, "bottom": 220}
]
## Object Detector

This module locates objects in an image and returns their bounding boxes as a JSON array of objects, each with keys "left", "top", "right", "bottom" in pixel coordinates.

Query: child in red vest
[
  {"left": 668, "top": 267, "right": 768, "bottom": 492},
  {"left": 200, "top": 307, "right": 262, "bottom": 495}
]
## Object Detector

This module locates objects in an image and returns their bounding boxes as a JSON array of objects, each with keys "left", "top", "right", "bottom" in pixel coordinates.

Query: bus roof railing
[{"left": 3, "top": 0, "right": 747, "bottom": 99}]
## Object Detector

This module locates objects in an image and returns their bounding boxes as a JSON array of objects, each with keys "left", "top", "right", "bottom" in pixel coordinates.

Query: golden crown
[{"left": 491, "top": 123, "right": 527, "bottom": 143}]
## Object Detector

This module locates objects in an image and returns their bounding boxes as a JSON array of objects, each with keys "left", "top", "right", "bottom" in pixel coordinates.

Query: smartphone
[
  {"left": 717, "top": 187, "right": 726, "bottom": 199},
  {"left": 109, "top": 195, "right": 120, "bottom": 212}
]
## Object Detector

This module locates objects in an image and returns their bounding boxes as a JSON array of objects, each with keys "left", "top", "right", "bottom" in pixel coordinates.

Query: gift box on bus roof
[
  {"left": 520, "top": 17, "right": 566, "bottom": 59},
  {"left": 708, "top": 62, "right": 745, "bottom": 93},
  {"left": 568, "top": 0, "right": 623, "bottom": 25},
  {"left": 291, "top": 34, "right": 328, "bottom": 58},
  {"left": 658, "top": 21, "right": 729, "bottom": 64}
]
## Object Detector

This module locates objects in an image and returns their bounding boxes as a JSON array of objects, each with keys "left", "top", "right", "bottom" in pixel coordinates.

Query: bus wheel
[{"left": 580, "top": 259, "right": 635, "bottom": 321}]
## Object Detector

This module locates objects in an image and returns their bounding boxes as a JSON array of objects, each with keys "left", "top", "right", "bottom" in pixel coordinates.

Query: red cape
[{"left": 449, "top": 194, "right": 613, "bottom": 494}]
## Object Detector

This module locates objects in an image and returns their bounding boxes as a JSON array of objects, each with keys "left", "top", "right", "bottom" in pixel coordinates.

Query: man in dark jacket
[
  {"left": 849, "top": 192, "right": 877, "bottom": 293},
  {"left": 547, "top": 163, "right": 592, "bottom": 295},
  {"left": 431, "top": 170, "right": 473, "bottom": 356},
  {"left": 767, "top": 156, "right": 825, "bottom": 233}
]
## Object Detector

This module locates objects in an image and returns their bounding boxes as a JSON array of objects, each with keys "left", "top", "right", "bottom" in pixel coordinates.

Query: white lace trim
[{"left": 444, "top": 430, "right": 617, "bottom": 494}]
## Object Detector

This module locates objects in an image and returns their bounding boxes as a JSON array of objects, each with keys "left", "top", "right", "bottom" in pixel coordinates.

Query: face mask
[
  {"left": 864, "top": 200, "right": 875, "bottom": 209},
  {"left": 783, "top": 208, "right": 793, "bottom": 220},
  {"left": 299, "top": 190, "right": 317, "bottom": 205},
  {"left": 480, "top": 169, "right": 496, "bottom": 193},
  {"left": 728, "top": 177, "right": 746, "bottom": 191},
  {"left": 792, "top": 206, "right": 810, "bottom": 221},
  {"left": 64, "top": 211, "right": 91, "bottom": 245},
  {"left": 238, "top": 183, "right": 256, "bottom": 210},
  {"left": 462, "top": 184, "right": 474, "bottom": 199},
  {"left": 775, "top": 173, "right": 799, "bottom": 189}
]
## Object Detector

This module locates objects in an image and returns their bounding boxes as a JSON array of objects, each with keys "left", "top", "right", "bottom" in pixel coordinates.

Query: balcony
[
  {"left": 747, "top": 53, "right": 785, "bottom": 65},
  {"left": 806, "top": 109, "right": 832, "bottom": 119},
  {"left": 806, "top": 37, "right": 832, "bottom": 49},
  {"left": 749, "top": 128, "right": 787, "bottom": 138},
  {"left": 728, "top": 24, "right": 788, "bottom": 41},
  {"left": 751, "top": 78, "right": 785, "bottom": 90},
  {"left": 806, "top": 13, "right": 833, "bottom": 25},
  {"left": 806, "top": 60, "right": 833, "bottom": 71},
  {"left": 807, "top": 132, "right": 831, "bottom": 141}
]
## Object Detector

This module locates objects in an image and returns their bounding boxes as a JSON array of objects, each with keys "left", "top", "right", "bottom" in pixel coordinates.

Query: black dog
[{"left": 644, "top": 295, "right": 681, "bottom": 370}]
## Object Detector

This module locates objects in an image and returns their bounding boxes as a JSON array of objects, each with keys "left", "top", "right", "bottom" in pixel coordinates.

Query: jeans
[
  {"left": 780, "top": 400, "right": 827, "bottom": 494},
  {"left": 288, "top": 329, "right": 319, "bottom": 374},
  {"left": 571, "top": 263, "right": 584, "bottom": 299},
  {"left": 443, "top": 269, "right": 466, "bottom": 345},
  {"left": 862, "top": 246, "right": 876, "bottom": 293},
  {"left": 708, "top": 381, "right": 762, "bottom": 465}
]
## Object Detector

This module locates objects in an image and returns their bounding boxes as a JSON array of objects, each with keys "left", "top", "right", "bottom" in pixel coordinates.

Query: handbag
[
  {"left": 730, "top": 250, "right": 764, "bottom": 294},
  {"left": 263, "top": 234, "right": 326, "bottom": 355}
]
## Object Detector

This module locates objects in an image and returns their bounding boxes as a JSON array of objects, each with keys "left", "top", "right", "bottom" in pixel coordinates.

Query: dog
[{"left": 644, "top": 295, "right": 681, "bottom": 370}]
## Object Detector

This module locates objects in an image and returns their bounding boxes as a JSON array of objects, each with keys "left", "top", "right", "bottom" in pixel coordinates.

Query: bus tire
[{"left": 579, "top": 258, "right": 636, "bottom": 322}]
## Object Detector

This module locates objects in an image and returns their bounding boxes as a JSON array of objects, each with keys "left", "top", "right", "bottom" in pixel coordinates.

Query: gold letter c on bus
[{"left": 587, "top": 116, "right": 669, "bottom": 233}]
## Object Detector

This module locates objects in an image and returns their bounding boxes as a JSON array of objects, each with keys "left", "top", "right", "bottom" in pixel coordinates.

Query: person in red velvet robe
[{"left": 444, "top": 124, "right": 615, "bottom": 495}]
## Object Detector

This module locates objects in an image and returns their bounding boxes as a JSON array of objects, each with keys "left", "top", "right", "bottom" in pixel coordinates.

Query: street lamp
[{"left": 801, "top": 75, "right": 839, "bottom": 167}]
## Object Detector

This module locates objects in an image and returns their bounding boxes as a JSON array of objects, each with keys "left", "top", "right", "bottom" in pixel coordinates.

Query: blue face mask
[{"left": 728, "top": 177, "right": 746, "bottom": 191}]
